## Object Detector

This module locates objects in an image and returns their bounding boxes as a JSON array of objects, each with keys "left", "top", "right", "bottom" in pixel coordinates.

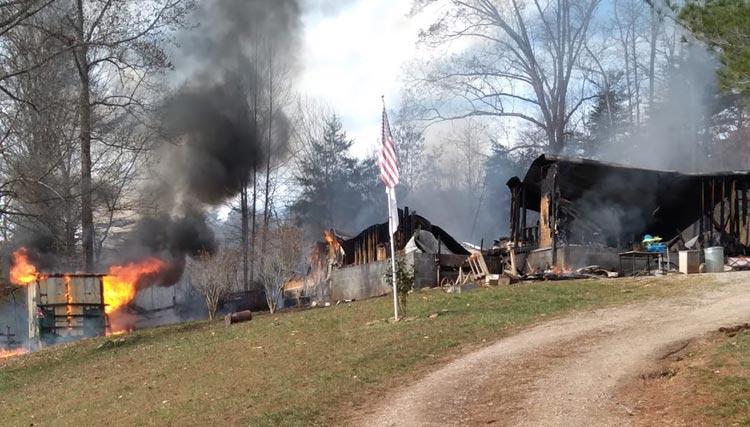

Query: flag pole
[
  {"left": 388, "top": 187, "right": 399, "bottom": 321},
  {"left": 382, "top": 95, "right": 399, "bottom": 321}
]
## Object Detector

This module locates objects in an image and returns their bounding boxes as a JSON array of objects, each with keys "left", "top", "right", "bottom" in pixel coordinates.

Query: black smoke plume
[
  {"left": 111, "top": 0, "right": 301, "bottom": 283},
  {"left": 162, "top": 82, "right": 260, "bottom": 205}
]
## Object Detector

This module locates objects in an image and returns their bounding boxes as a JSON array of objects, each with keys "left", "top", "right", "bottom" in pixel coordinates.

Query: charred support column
[
  {"left": 537, "top": 164, "right": 559, "bottom": 267},
  {"left": 743, "top": 181, "right": 749, "bottom": 245},
  {"left": 550, "top": 164, "right": 559, "bottom": 267},
  {"left": 507, "top": 179, "right": 521, "bottom": 245},
  {"left": 721, "top": 178, "right": 726, "bottom": 244},
  {"left": 710, "top": 179, "right": 715, "bottom": 243},
  {"left": 521, "top": 185, "right": 527, "bottom": 243},
  {"left": 731, "top": 179, "right": 737, "bottom": 238},
  {"left": 700, "top": 178, "right": 705, "bottom": 244},
  {"left": 510, "top": 186, "right": 518, "bottom": 244}
]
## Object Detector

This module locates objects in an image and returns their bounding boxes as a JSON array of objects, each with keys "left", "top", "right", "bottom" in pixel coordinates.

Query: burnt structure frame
[
  {"left": 508, "top": 155, "right": 750, "bottom": 257},
  {"left": 335, "top": 206, "right": 469, "bottom": 267},
  {"left": 32, "top": 273, "right": 109, "bottom": 342}
]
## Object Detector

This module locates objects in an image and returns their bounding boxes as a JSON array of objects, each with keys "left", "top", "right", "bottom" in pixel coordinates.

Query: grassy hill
[{"left": 0, "top": 276, "right": 714, "bottom": 427}]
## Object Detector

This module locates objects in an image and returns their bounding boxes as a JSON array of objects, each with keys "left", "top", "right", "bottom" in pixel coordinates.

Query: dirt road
[{"left": 357, "top": 273, "right": 750, "bottom": 427}]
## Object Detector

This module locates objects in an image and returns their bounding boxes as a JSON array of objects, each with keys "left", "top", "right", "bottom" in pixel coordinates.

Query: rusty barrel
[{"left": 224, "top": 310, "right": 253, "bottom": 326}]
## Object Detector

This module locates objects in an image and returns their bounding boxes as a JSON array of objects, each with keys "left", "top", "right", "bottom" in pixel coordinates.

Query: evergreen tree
[
  {"left": 680, "top": 0, "right": 750, "bottom": 98},
  {"left": 292, "top": 114, "right": 373, "bottom": 235},
  {"left": 585, "top": 85, "right": 629, "bottom": 156}
]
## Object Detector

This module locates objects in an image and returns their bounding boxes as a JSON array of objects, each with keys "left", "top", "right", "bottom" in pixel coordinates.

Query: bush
[{"left": 383, "top": 259, "right": 415, "bottom": 316}]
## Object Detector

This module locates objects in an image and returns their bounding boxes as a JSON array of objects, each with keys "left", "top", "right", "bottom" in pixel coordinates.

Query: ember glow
[
  {"left": 103, "top": 257, "right": 166, "bottom": 314},
  {"left": 10, "top": 247, "right": 43, "bottom": 286},
  {"left": 0, "top": 348, "right": 27, "bottom": 358}
]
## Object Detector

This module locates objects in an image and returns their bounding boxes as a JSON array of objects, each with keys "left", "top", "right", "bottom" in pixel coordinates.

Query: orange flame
[
  {"left": 323, "top": 230, "right": 339, "bottom": 249},
  {"left": 10, "top": 248, "right": 43, "bottom": 286},
  {"left": 64, "top": 275, "right": 72, "bottom": 329},
  {"left": 0, "top": 348, "right": 27, "bottom": 359},
  {"left": 102, "top": 257, "right": 165, "bottom": 314}
]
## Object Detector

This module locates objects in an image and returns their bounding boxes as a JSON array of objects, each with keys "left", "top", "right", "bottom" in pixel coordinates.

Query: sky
[{"left": 299, "top": 1, "right": 427, "bottom": 157}]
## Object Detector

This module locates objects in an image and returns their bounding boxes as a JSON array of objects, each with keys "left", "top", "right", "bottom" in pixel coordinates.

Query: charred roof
[{"left": 508, "top": 154, "right": 750, "bottom": 244}]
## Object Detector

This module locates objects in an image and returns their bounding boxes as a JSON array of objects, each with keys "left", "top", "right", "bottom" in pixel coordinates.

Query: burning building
[
  {"left": 506, "top": 154, "right": 750, "bottom": 274},
  {"left": 4, "top": 247, "right": 180, "bottom": 350},
  {"left": 26, "top": 274, "right": 107, "bottom": 346},
  {"left": 293, "top": 207, "right": 478, "bottom": 302}
]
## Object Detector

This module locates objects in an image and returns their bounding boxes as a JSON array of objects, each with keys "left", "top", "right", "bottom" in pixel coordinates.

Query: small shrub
[{"left": 384, "top": 259, "right": 415, "bottom": 315}]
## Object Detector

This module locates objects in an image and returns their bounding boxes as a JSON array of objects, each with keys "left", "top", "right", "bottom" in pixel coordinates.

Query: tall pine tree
[{"left": 292, "top": 114, "right": 373, "bottom": 235}]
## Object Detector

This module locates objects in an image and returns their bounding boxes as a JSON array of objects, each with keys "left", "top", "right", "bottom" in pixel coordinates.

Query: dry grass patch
[
  {"left": 0, "top": 274, "right": 716, "bottom": 427},
  {"left": 622, "top": 327, "right": 750, "bottom": 426}
]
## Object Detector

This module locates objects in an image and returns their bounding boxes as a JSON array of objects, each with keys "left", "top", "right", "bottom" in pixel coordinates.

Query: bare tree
[
  {"left": 55, "top": 0, "right": 193, "bottom": 270},
  {"left": 392, "top": 98, "right": 428, "bottom": 196},
  {"left": 0, "top": 7, "right": 80, "bottom": 260},
  {"left": 187, "top": 248, "right": 241, "bottom": 320},
  {"left": 258, "top": 38, "right": 295, "bottom": 273},
  {"left": 0, "top": 1, "right": 60, "bottom": 94},
  {"left": 412, "top": 0, "right": 601, "bottom": 153},
  {"left": 258, "top": 222, "right": 304, "bottom": 314}
]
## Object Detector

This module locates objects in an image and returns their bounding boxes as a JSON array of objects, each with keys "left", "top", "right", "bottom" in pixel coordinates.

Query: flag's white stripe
[
  {"left": 380, "top": 156, "right": 398, "bottom": 179},
  {"left": 379, "top": 106, "right": 400, "bottom": 189},
  {"left": 379, "top": 145, "right": 399, "bottom": 184},
  {"left": 381, "top": 146, "right": 399, "bottom": 180},
  {"left": 383, "top": 141, "right": 397, "bottom": 164},
  {"left": 380, "top": 163, "right": 398, "bottom": 187}
]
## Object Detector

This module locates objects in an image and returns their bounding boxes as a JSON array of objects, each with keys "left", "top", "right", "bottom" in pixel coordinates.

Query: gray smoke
[
  {"left": 116, "top": 0, "right": 301, "bottom": 275},
  {"left": 592, "top": 43, "right": 723, "bottom": 173}
]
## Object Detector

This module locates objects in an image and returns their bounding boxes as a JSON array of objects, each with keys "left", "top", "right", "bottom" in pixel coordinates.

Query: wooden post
[
  {"left": 550, "top": 165, "right": 559, "bottom": 268},
  {"left": 729, "top": 178, "right": 739, "bottom": 240},
  {"left": 710, "top": 179, "right": 715, "bottom": 243},
  {"left": 512, "top": 187, "right": 519, "bottom": 244},
  {"left": 719, "top": 178, "right": 727, "bottom": 245},
  {"left": 743, "top": 180, "right": 749, "bottom": 245},
  {"left": 700, "top": 178, "right": 705, "bottom": 242},
  {"left": 436, "top": 240, "right": 441, "bottom": 286},
  {"left": 521, "top": 185, "right": 527, "bottom": 243}
]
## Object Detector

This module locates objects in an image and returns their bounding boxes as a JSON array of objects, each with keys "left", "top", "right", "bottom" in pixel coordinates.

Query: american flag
[
  {"left": 379, "top": 104, "right": 399, "bottom": 232},
  {"left": 379, "top": 107, "right": 400, "bottom": 188}
]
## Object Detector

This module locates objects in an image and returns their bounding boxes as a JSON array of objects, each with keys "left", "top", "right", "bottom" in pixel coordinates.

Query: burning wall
[{"left": 8, "top": 247, "right": 174, "bottom": 342}]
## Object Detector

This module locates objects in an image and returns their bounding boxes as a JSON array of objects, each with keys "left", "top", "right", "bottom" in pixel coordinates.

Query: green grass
[
  {"left": 702, "top": 331, "right": 750, "bottom": 425},
  {"left": 0, "top": 275, "right": 714, "bottom": 427}
]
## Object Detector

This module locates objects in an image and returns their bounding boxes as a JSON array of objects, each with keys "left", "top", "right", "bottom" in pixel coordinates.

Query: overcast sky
[{"left": 299, "top": 1, "right": 426, "bottom": 157}]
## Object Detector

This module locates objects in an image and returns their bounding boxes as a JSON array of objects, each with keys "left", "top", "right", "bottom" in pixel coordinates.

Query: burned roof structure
[
  {"left": 507, "top": 154, "right": 750, "bottom": 272},
  {"left": 333, "top": 206, "right": 469, "bottom": 267}
]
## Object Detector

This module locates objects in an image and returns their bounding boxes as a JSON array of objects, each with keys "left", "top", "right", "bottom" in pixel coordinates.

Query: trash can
[{"left": 704, "top": 246, "right": 725, "bottom": 273}]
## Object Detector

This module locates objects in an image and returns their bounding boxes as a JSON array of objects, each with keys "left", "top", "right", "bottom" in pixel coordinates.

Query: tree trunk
[
  {"left": 648, "top": 3, "right": 658, "bottom": 110},
  {"left": 630, "top": 24, "right": 641, "bottom": 126},
  {"left": 75, "top": 0, "right": 94, "bottom": 271},
  {"left": 206, "top": 294, "right": 217, "bottom": 320},
  {"left": 240, "top": 178, "right": 249, "bottom": 291},
  {"left": 249, "top": 45, "right": 260, "bottom": 286},
  {"left": 250, "top": 165, "right": 257, "bottom": 284},
  {"left": 260, "top": 44, "right": 273, "bottom": 268}
]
